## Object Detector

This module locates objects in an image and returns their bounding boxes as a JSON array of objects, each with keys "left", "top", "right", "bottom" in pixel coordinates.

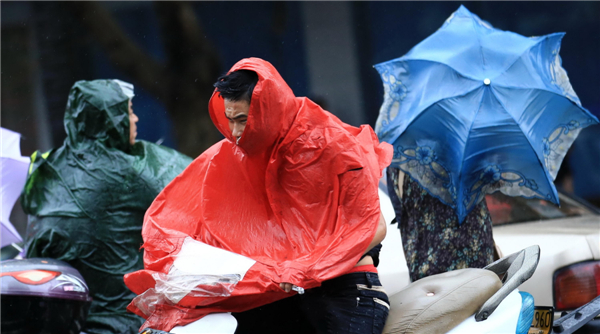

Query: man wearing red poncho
[{"left": 124, "top": 58, "right": 393, "bottom": 333}]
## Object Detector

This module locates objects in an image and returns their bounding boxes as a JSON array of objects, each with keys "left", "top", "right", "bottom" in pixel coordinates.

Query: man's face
[
  {"left": 224, "top": 99, "right": 250, "bottom": 143},
  {"left": 128, "top": 99, "right": 139, "bottom": 145}
]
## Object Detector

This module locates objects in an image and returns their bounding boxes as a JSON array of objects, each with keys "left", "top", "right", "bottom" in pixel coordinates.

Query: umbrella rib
[
  {"left": 400, "top": 58, "right": 481, "bottom": 82},
  {"left": 488, "top": 88, "right": 557, "bottom": 197},
  {"left": 455, "top": 88, "right": 486, "bottom": 205},
  {"left": 493, "top": 85, "right": 586, "bottom": 112},
  {"left": 382, "top": 58, "right": 482, "bottom": 144},
  {"left": 496, "top": 86, "right": 595, "bottom": 129},
  {"left": 387, "top": 83, "right": 482, "bottom": 146},
  {"left": 470, "top": 14, "right": 487, "bottom": 72},
  {"left": 492, "top": 33, "right": 564, "bottom": 82},
  {"left": 488, "top": 83, "right": 594, "bottom": 173}
]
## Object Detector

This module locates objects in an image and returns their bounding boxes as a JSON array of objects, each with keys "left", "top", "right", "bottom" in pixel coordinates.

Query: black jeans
[{"left": 233, "top": 272, "right": 390, "bottom": 334}]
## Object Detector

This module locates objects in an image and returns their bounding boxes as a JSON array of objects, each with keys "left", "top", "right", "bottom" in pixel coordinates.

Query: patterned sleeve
[{"left": 386, "top": 167, "right": 403, "bottom": 229}]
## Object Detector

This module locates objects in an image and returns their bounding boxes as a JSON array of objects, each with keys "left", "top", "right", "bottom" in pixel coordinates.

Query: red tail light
[
  {"left": 553, "top": 261, "right": 600, "bottom": 311},
  {"left": 0, "top": 270, "right": 60, "bottom": 285}
]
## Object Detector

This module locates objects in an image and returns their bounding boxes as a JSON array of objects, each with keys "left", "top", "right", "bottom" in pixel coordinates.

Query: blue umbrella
[{"left": 374, "top": 5, "right": 599, "bottom": 223}]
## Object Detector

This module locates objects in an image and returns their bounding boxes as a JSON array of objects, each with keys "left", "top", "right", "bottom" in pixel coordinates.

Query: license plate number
[{"left": 528, "top": 306, "right": 554, "bottom": 334}]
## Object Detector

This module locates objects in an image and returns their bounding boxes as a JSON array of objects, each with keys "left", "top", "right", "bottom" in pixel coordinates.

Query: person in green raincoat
[{"left": 21, "top": 79, "right": 193, "bottom": 334}]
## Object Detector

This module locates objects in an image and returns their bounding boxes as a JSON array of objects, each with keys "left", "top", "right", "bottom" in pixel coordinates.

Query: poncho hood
[
  {"left": 65, "top": 79, "right": 133, "bottom": 152},
  {"left": 124, "top": 58, "right": 393, "bottom": 331},
  {"left": 210, "top": 58, "right": 299, "bottom": 155}
]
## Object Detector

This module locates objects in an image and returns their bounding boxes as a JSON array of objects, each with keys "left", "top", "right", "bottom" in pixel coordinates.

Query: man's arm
[
  {"left": 365, "top": 212, "right": 386, "bottom": 254},
  {"left": 354, "top": 212, "right": 386, "bottom": 267},
  {"left": 280, "top": 213, "right": 386, "bottom": 292}
]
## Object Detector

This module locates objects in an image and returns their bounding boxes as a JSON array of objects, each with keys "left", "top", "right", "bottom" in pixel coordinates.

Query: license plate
[{"left": 528, "top": 306, "right": 554, "bottom": 334}]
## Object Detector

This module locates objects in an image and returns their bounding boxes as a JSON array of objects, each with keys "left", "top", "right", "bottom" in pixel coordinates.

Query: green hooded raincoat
[{"left": 21, "top": 80, "right": 192, "bottom": 334}]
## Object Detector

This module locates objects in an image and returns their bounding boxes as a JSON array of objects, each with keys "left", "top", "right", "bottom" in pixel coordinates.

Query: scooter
[
  {"left": 0, "top": 257, "right": 92, "bottom": 334},
  {"left": 2, "top": 245, "right": 598, "bottom": 334},
  {"left": 138, "top": 245, "right": 594, "bottom": 334}
]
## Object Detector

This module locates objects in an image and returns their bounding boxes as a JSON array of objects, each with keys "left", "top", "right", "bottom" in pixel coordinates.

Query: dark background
[{"left": 3, "top": 1, "right": 599, "bottom": 235}]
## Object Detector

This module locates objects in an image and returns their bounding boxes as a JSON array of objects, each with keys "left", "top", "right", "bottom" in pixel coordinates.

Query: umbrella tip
[{"left": 484, "top": 78, "right": 491, "bottom": 86}]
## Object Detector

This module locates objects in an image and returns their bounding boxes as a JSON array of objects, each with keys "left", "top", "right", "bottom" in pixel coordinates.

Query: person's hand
[{"left": 280, "top": 282, "right": 294, "bottom": 293}]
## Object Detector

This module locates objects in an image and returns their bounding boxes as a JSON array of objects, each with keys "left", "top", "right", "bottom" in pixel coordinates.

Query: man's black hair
[{"left": 214, "top": 70, "right": 259, "bottom": 103}]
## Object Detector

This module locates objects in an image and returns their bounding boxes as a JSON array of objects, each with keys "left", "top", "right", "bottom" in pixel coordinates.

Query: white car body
[
  {"left": 377, "top": 188, "right": 410, "bottom": 297},
  {"left": 377, "top": 187, "right": 600, "bottom": 308},
  {"left": 493, "top": 215, "right": 600, "bottom": 307}
]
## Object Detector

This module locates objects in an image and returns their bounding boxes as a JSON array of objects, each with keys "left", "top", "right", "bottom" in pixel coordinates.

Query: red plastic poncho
[{"left": 124, "top": 58, "right": 392, "bottom": 331}]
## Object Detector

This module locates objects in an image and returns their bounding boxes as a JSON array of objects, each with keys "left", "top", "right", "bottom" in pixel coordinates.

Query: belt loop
[{"left": 365, "top": 272, "right": 373, "bottom": 288}]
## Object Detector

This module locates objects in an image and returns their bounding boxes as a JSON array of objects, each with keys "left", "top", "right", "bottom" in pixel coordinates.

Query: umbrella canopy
[
  {"left": 374, "top": 5, "right": 599, "bottom": 223},
  {"left": 1, "top": 127, "right": 30, "bottom": 247}
]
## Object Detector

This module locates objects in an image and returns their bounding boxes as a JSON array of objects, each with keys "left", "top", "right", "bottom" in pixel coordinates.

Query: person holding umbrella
[
  {"left": 386, "top": 168, "right": 495, "bottom": 282},
  {"left": 21, "top": 79, "right": 193, "bottom": 334},
  {"left": 375, "top": 6, "right": 599, "bottom": 282}
]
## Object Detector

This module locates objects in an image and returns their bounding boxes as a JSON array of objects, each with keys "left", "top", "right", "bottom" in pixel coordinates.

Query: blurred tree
[{"left": 69, "top": 1, "right": 221, "bottom": 157}]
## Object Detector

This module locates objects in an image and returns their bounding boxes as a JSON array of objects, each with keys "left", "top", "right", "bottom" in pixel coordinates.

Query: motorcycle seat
[{"left": 382, "top": 268, "right": 502, "bottom": 334}]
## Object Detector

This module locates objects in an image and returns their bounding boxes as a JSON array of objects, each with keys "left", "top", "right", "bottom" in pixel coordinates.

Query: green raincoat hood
[
  {"left": 21, "top": 79, "right": 192, "bottom": 334},
  {"left": 65, "top": 79, "right": 133, "bottom": 152}
]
